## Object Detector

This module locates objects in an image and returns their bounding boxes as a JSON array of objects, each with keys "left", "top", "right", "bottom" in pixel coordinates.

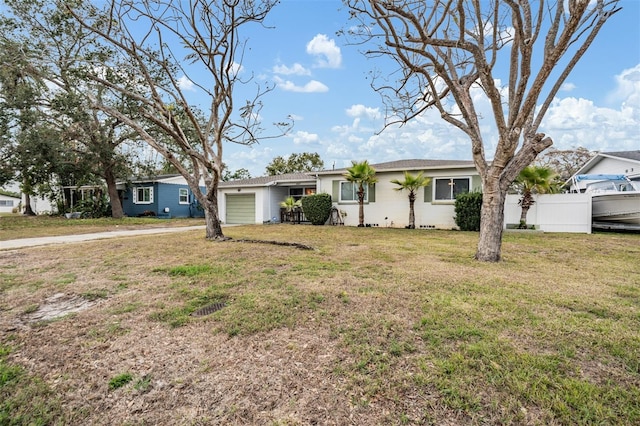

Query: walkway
[{"left": 0, "top": 225, "right": 206, "bottom": 250}]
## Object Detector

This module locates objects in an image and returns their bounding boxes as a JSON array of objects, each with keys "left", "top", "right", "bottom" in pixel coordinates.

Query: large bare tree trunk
[
  {"left": 203, "top": 203, "right": 225, "bottom": 240},
  {"left": 105, "top": 168, "right": 124, "bottom": 219},
  {"left": 202, "top": 179, "right": 226, "bottom": 240},
  {"left": 476, "top": 182, "right": 506, "bottom": 262}
]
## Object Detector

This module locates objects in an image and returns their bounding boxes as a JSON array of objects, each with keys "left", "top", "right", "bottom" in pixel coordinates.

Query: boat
[{"left": 573, "top": 174, "right": 640, "bottom": 225}]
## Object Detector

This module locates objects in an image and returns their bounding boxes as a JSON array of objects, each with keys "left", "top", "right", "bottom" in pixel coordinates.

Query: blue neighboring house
[{"left": 118, "top": 174, "right": 205, "bottom": 218}]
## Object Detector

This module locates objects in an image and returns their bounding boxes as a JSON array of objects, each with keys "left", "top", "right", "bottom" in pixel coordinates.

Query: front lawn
[{"left": 1, "top": 225, "right": 638, "bottom": 424}]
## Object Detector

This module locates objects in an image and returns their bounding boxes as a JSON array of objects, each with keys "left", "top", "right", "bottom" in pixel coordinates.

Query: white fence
[{"left": 504, "top": 193, "right": 592, "bottom": 233}]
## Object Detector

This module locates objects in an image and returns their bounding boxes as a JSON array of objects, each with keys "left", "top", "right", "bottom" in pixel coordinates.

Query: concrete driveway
[{"left": 0, "top": 225, "right": 206, "bottom": 250}]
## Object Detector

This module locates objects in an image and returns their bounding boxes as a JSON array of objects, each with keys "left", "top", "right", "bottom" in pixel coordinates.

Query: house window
[
  {"left": 340, "top": 181, "right": 368, "bottom": 202},
  {"left": 434, "top": 177, "right": 470, "bottom": 201},
  {"left": 134, "top": 187, "right": 153, "bottom": 204},
  {"left": 289, "top": 187, "right": 316, "bottom": 202},
  {"left": 0, "top": 200, "right": 14, "bottom": 207},
  {"left": 179, "top": 188, "right": 189, "bottom": 204}
]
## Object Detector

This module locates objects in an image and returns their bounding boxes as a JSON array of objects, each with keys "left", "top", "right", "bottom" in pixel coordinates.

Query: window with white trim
[
  {"left": 0, "top": 200, "right": 14, "bottom": 207},
  {"left": 434, "top": 177, "right": 470, "bottom": 201},
  {"left": 340, "top": 181, "right": 368, "bottom": 202},
  {"left": 179, "top": 188, "right": 189, "bottom": 204},
  {"left": 133, "top": 187, "right": 153, "bottom": 204}
]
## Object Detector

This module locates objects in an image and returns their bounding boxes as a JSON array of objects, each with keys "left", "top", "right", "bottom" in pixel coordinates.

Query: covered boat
[{"left": 573, "top": 174, "right": 640, "bottom": 225}]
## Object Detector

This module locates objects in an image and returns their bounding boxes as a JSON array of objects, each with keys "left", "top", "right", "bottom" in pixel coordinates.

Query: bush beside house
[
  {"left": 301, "top": 193, "right": 332, "bottom": 225},
  {"left": 454, "top": 192, "right": 483, "bottom": 231}
]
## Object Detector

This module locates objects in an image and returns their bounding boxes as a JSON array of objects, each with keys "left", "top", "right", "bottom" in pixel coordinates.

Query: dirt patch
[{"left": 15, "top": 293, "right": 98, "bottom": 328}]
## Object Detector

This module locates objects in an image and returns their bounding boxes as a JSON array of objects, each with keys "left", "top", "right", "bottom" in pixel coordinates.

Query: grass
[
  {"left": 0, "top": 345, "right": 64, "bottom": 425},
  {"left": 1, "top": 223, "right": 639, "bottom": 424},
  {"left": 0, "top": 214, "right": 204, "bottom": 240}
]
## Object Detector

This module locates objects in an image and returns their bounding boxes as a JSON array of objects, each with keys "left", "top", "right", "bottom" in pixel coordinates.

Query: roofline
[
  {"left": 315, "top": 163, "right": 476, "bottom": 175},
  {"left": 573, "top": 151, "right": 640, "bottom": 176},
  {"left": 219, "top": 177, "right": 317, "bottom": 188}
]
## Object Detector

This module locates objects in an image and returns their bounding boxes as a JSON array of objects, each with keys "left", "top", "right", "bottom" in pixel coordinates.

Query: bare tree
[
  {"left": 535, "top": 146, "right": 595, "bottom": 183},
  {"left": 346, "top": 0, "right": 620, "bottom": 261},
  {"left": 66, "top": 0, "right": 291, "bottom": 239}
]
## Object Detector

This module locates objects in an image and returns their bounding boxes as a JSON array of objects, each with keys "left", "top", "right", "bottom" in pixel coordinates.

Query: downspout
[{"left": 268, "top": 181, "right": 277, "bottom": 222}]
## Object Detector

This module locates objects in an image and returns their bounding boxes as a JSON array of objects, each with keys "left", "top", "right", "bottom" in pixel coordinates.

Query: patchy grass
[
  {"left": 0, "top": 345, "right": 64, "bottom": 425},
  {"left": 0, "top": 225, "right": 638, "bottom": 425}
]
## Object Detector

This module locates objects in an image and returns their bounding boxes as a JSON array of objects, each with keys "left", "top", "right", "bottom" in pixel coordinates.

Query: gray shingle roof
[
  {"left": 316, "top": 158, "right": 475, "bottom": 174},
  {"left": 602, "top": 150, "right": 640, "bottom": 162},
  {"left": 219, "top": 172, "right": 316, "bottom": 187}
]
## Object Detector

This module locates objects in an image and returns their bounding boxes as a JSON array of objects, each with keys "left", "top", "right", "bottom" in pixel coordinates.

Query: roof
[
  {"left": 315, "top": 158, "right": 475, "bottom": 175},
  {"left": 573, "top": 150, "right": 640, "bottom": 177},
  {"left": 219, "top": 172, "right": 317, "bottom": 188},
  {"left": 601, "top": 150, "right": 640, "bottom": 162},
  {"left": 128, "top": 174, "right": 183, "bottom": 183}
]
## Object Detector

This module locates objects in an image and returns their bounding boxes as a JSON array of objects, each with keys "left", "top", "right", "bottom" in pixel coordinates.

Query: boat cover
[{"left": 575, "top": 174, "right": 627, "bottom": 182}]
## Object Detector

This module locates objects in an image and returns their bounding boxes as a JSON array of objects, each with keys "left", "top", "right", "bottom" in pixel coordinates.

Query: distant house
[
  {"left": 218, "top": 173, "right": 317, "bottom": 224},
  {"left": 315, "top": 159, "right": 480, "bottom": 229},
  {"left": 118, "top": 175, "right": 205, "bottom": 218},
  {"left": 0, "top": 193, "right": 20, "bottom": 213},
  {"left": 568, "top": 150, "right": 640, "bottom": 192}
]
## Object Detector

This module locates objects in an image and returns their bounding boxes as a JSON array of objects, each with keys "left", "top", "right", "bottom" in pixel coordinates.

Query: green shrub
[
  {"left": 301, "top": 193, "right": 332, "bottom": 225},
  {"left": 454, "top": 191, "right": 482, "bottom": 231}
]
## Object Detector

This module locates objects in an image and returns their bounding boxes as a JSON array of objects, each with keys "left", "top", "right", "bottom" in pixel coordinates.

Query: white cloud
[
  {"left": 306, "top": 34, "right": 342, "bottom": 68},
  {"left": 273, "top": 63, "right": 311, "bottom": 76},
  {"left": 607, "top": 63, "right": 640, "bottom": 109},
  {"left": 561, "top": 82, "right": 577, "bottom": 92},
  {"left": 177, "top": 75, "right": 195, "bottom": 92},
  {"left": 539, "top": 64, "right": 640, "bottom": 153},
  {"left": 274, "top": 76, "right": 329, "bottom": 93},
  {"left": 346, "top": 104, "right": 382, "bottom": 120},
  {"left": 292, "top": 131, "right": 319, "bottom": 145}
]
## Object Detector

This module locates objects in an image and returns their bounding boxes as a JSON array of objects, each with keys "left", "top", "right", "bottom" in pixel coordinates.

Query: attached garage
[{"left": 225, "top": 193, "right": 255, "bottom": 224}]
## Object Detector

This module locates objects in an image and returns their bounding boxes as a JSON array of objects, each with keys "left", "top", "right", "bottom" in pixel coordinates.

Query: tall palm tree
[
  {"left": 391, "top": 171, "right": 431, "bottom": 229},
  {"left": 513, "top": 165, "right": 559, "bottom": 228},
  {"left": 344, "top": 160, "right": 378, "bottom": 227}
]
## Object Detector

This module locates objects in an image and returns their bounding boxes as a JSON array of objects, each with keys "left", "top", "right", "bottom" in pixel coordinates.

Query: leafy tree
[
  {"left": 0, "top": 37, "right": 58, "bottom": 215},
  {"left": 2, "top": 0, "right": 150, "bottom": 218},
  {"left": 513, "top": 166, "right": 559, "bottom": 228},
  {"left": 266, "top": 152, "right": 324, "bottom": 176},
  {"left": 346, "top": 0, "right": 620, "bottom": 261},
  {"left": 66, "top": 0, "right": 292, "bottom": 240},
  {"left": 344, "top": 160, "right": 378, "bottom": 227},
  {"left": 223, "top": 167, "right": 252, "bottom": 182},
  {"left": 390, "top": 171, "right": 431, "bottom": 229}
]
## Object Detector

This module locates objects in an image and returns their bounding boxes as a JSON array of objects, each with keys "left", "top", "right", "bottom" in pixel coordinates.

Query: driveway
[{"left": 0, "top": 225, "right": 206, "bottom": 250}]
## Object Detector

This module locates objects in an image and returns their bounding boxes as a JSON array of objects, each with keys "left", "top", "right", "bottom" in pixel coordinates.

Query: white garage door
[{"left": 226, "top": 194, "right": 256, "bottom": 224}]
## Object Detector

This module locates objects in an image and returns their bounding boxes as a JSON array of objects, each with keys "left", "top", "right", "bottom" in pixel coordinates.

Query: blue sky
[{"left": 199, "top": 0, "right": 639, "bottom": 177}]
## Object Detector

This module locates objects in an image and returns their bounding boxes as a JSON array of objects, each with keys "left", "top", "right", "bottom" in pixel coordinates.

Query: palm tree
[
  {"left": 279, "top": 196, "right": 301, "bottom": 223},
  {"left": 344, "top": 160, "right": 378, "bottom": 227},
  {"left": 391, "top": 171, "right": 431, "bottom": 229},
  {"left": 513, "top": 165, "right": 559, "bottom": 228}
]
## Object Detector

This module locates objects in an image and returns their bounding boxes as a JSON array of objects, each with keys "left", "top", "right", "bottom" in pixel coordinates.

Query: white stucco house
[
  {"left": 0, "top": 193, "right": 20, "bottom": 213},
  {"left": 315, "top": 159, "right": 480, "bottom": 228},
  {"left": 218, "top": 173, "right": 317, "bottom": 224},
  {"left": 218, "top": 159, "right": 481, "bottom": 229}
]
